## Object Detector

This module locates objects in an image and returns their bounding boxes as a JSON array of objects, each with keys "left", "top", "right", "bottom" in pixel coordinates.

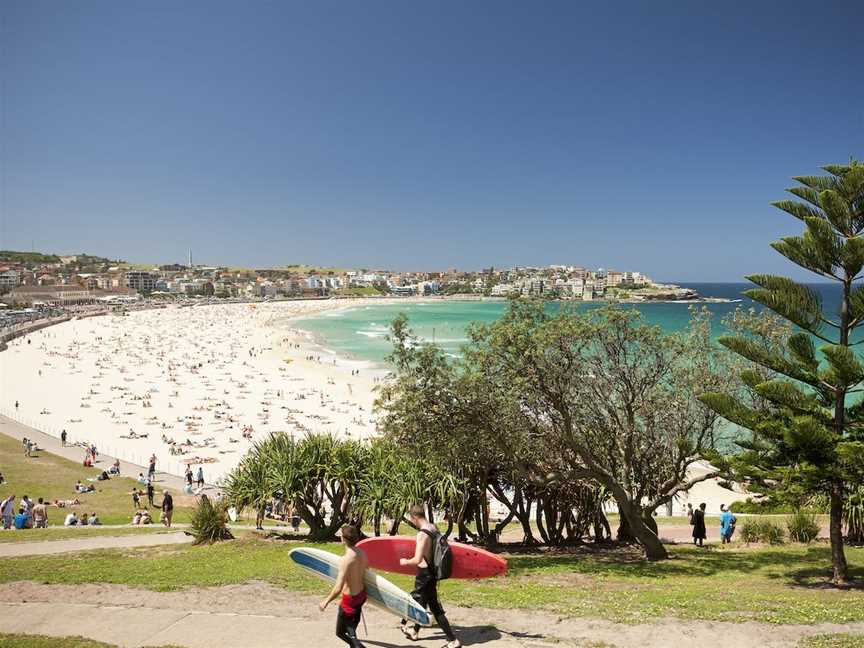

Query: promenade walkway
[{"left": 1, "top": 585, "right": 861, "bottom": 648}]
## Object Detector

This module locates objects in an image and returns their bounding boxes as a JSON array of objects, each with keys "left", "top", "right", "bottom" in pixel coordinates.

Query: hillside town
[{"left": 0, "top": 250, "right": 699, "bottom": 312}]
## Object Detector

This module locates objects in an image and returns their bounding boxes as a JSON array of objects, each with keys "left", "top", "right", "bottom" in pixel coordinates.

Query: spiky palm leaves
[{"left": 700, "top": 160, "right": 864, "bottom": 584}]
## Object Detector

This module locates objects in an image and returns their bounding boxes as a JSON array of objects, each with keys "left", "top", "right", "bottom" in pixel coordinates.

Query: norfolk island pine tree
[{"left": 700, "top": 160, "right": 864, "bottom": 585}]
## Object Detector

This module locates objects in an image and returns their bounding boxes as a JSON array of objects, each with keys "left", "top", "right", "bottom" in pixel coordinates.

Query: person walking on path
[
  {"left": 196, "top": 466, "right": 204, "bottom": 489},
  {"left": 148, "top": 454, "right": 156, "bottom": 481},
  {"left": 161, "top": 490, "right": 174, "bottom": 527},
  {"left": 398, "top": 505, "right": 462, "bottom": 648},
  {"left": 146, "top": 482, "right": 155, "bottom": 508},
  {"left": 719, "top": 505, "right": 736, "bottom": 544},
  {"left": 319, "top": 524, "right": 368, "bottom": 648},
  {"left": 61, "top": 429, "right": 67, "bottom": 447},
  {"left": 185, "top": 466, "right": 193, "bottom": 487},
  {"left": 692, "top": 502, "right": 707, "bottom": 547}
]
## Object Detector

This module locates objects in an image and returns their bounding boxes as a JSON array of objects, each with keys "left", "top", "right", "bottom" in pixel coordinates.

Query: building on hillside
[
  {"left": 0, "top": 268, "right": 21, "bottom": 292},
  {"left": 125, "top": 271, "right": 158, "bottom": 292},
  {"left": 490, "top": 283, "right": 518, "bottom": 296}
]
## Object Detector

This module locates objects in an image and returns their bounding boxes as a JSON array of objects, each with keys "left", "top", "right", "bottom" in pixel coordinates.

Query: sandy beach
[{"left": 0, "top": 298, "right": 413, "bottom": 482}]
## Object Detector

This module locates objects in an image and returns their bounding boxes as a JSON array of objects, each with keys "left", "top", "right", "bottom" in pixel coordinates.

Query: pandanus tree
[{"left": 700, "top": 160, "right": 864, "bottom": 584}]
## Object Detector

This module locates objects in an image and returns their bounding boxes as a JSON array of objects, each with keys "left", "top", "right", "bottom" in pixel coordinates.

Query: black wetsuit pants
[
  {"left": 336, "top": 606, "right": 365, "bottom": 647},
  {"left": 401, "top": 567, "right": 456, "bottom": 641}
]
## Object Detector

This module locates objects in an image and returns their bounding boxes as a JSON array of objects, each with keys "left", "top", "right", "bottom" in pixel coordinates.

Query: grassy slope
[
  {"left": 0, "top": 636, "right": 182, "bottom": 648},
  {"left": 0, "top": 433, "right": 193, "bottom": 525},
  {"left": 0, "top": 538, "right": 861, "bottom": 625},
  {"left": 798, "top": 636, "right": 864, "bottom": 648}
]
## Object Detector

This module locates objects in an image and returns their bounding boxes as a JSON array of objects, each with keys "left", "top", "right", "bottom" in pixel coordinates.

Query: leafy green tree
[
  {"left": 467, "top": 301, "right": 728, "bottom": 560},
  {"left": 700, "top": 160, "right": 864, "bottom": 584}
]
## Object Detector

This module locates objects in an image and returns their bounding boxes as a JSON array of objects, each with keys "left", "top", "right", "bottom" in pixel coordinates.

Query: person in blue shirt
[
  {"left": 719, "top": 504, "right": 736, "bottom": 544},
  {"left": 13, "top": 508, "right": 31, "bottom": 530}
]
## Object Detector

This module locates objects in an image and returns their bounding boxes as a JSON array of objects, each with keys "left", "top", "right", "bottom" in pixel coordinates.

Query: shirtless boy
[
  {"left": 399, "top": 504, "right": 462, "bottom": 647},
  {"left": 319, "top": 524, "right": 368, "bottom": 648}
]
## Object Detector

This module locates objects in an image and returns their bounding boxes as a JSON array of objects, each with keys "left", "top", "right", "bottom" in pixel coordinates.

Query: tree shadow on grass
[{"left": 502, "top": 542, "right": 864, "bottom": 588}]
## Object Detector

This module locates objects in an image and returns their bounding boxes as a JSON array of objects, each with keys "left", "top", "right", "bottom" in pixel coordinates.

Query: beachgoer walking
[
  {"left": 148, "top": 454, "right": 156, "bottom": 480},
  {"left": 399, "top": 505, "right": 462, "bottom": 647},
  {"left": 161, "top": 490, "right": 174, "bottom": 527},
  {"left": 719, "top": 505, "right": 736, "bottom": 544},
  {"left": 319, "top": 525, "right": 368, "bottom": 648},
  {"left": 196, "top": 466, "right": 204, "bottom": 489},
  {"left": 185, "top": 466, "right": 193, "bottom": 486},
  {"left": 686, "top": 503, "right": 694, "bottom": 525},
  {"left": 61, "top": 429, "right": 67, "bottom": 446},
  {"left": 692, "top": 502, "right": 707, "bottom": 547}
]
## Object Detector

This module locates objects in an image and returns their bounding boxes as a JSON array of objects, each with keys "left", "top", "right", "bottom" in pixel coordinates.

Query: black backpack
[{"left": 420, "top": 528, "right": 453, "bottom": 580}]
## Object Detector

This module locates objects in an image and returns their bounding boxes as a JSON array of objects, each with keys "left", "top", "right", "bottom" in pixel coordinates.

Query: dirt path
[
  {"left": 2, "top": 582, "right": 862, "bottom": 647},
  {"left": 0, "top": 531, "right": 192, "bottom": 557}
]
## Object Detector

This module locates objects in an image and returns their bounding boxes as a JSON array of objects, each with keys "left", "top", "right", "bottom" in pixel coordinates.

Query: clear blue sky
[{"left": 2, "top": 1, "right": 862, "bottom": 280}]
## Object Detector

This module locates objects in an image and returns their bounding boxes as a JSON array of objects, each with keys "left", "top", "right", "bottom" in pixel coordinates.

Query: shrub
[
  {"left": 190, "top": 494, "right": 234, "bottom": 545},
  {"left": 739, "top": 518, "right": 785, "bottom": 544},
  {"left": 786, "top": 511, "right": 820, "bottom": 543}
]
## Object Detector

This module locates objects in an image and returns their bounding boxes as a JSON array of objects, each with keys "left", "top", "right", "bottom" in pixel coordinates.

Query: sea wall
[{"left": 0, "top": 311, "right": 107, "bottom": 352}]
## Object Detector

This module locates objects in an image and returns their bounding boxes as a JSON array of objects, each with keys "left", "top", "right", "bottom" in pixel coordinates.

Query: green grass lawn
[
  {"left": 0, "top": 537, "right": 861, "bottom": 625},
  {"left": 0, "top": 432, "right": 194, "bottom": 525}
]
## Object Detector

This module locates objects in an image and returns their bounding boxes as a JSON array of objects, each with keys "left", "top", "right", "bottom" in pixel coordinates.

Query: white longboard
[{"left": 288, "top": 547, "right": 433, "bottom": 627}]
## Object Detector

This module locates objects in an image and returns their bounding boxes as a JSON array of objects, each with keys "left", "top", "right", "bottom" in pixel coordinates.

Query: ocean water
[{"left": 293, "top": 283, "right": 843, "bottom": 365}]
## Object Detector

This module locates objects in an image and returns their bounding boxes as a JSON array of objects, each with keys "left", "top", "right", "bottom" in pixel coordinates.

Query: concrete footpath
[
  {"left": 0, "top": 531, "right": 192, "bottom": 557},
  {"left": 0, "top": 601, "right": 516, "bottom": 648}
]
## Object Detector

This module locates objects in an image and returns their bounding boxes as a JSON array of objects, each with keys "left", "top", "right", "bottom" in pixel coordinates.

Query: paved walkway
[
  {"left": 2, "top": 593, "right": 863, "bottom": 648},
  {"left": 0, "top": 531, "right": 192, "bottom": 557},
  {"left": 0, "top": 601, "right": 488, "bottom": 648}
]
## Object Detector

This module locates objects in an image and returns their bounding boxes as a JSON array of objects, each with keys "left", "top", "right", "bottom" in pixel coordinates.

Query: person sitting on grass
[
  {"left": 80, "top": 513, "right": 90, "bottom": 526},
  {"left": 97, "top": 470, "right": 110, "bottom": 481},
  {"left": 132, "top": 510, "right": 142, "bottom": 525},
  {"left": 108, "top": 460, "right": 121, "bottom": 475},
  {"left": 75, "top": 480, "right": 95, "bottom": 494},
  {"left": 64, "top": 511, "right": 79, "bottom": 526},
  {"left": 13, "top": 507, "right": 31, "bottom": 530},
  {"left": 90, "top": 512, "right": 101, "bottom": 526}
]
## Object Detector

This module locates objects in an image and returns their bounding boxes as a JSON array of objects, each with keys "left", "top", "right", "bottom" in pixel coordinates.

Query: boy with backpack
[{"left": 398, "top": 504, "right": 461, "bottom": 648}]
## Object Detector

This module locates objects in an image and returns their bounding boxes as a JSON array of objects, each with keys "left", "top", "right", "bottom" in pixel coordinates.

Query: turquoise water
[
  {"left": 294, "top": 283, "right": 761, "bottom": 364},
  {"left": 293, "top": 283, "right": 845, "bottom": 364}
]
